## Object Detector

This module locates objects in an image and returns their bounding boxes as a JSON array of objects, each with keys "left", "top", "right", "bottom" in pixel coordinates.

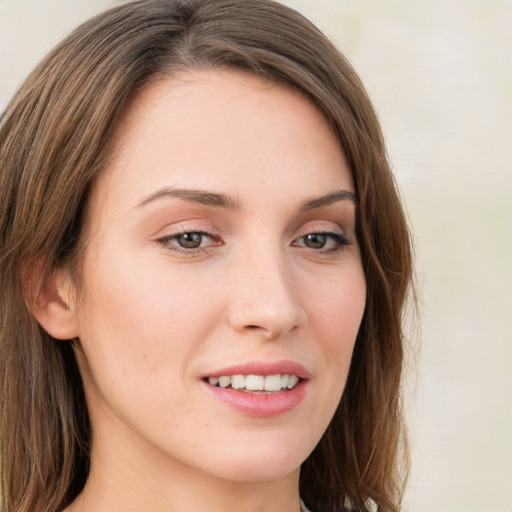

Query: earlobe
[{"left": 24, "top": 263, "right": 80, "bottom": 341}]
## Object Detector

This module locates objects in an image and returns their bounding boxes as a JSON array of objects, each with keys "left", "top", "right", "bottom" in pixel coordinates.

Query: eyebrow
[
  {"left": 136, "top": 187, "right": 241, "bottom": 210},
  {"left": 298, "top": 190, "right": 358, "bottom": 211},
  {"left": 135, "top": 186, "right": 357, "bottom": 211}
]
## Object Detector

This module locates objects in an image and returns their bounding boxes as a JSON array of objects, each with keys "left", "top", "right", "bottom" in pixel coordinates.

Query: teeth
[
  {"left": 264, "top": 374, "right": 282, "bottom": 391},
  {"left": 287, "top": 375, "right": 299, "bottom": 389},
  {"left": 246, "top": 375, "right": 264, "bottom": 391},
  {"left": 218, "top": 376, "right": 231, "bottom": 388},
  {"left": 207, "top": 374, "right": 301, "bottom": 391},
  {"left": 231, "top": 375, "right": 245, "bottom": 390}
]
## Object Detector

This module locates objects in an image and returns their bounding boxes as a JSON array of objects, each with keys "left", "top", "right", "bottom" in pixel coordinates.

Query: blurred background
[{"left": 1, "top": 1, "right": 510, "bottom": 510}]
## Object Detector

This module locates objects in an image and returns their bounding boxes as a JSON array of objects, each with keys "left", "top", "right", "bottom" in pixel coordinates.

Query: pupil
[
  {"left": 305, "top": 233, "right": 326, "bottom": 249},
  {"left": 178, "top": 232, "right": 202, "bottom": 248}
]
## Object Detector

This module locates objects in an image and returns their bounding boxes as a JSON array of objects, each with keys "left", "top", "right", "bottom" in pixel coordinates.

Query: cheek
[
  {"left": 74, "top": 254, "right": 222, "bottom": 442},
  {"left": 75, "top": 248, "right": 221, "bottom": 397},
  {"left": 80, "top": 242, "right": 216, "bottom": 335},
  {"left": 289, "top": 263, "right": 366, "bottom": 443},
  {"left": 306, "top": 264, "right": 366, "bottom": 355}
]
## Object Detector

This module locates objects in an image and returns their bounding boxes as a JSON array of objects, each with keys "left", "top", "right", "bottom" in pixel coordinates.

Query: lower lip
[{"left": 202, "top": 380, "right": 308, "bottom": 417}]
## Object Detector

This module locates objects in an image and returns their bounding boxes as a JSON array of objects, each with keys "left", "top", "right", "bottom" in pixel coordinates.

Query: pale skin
[{"left": 34, "top": 69, "right": 367, "bottom": 512}]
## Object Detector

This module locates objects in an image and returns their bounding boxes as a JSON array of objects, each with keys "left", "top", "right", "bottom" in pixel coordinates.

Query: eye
[
  {"left": 302, "top": 233, "right": 329, "bottom": 249},
  {"left": 293, "top": 231, "right": 351, "bottom": 253},
  {"left": 157, "top": 230, "right": 218, "bottom": 254},
  {"left": 174, "top": 232, "right": 208, "bottom": 249}
]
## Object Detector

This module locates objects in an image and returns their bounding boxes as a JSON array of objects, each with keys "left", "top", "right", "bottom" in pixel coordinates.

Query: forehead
[{"left": 88, "top": 69, "right": 353, "bottom": 216}]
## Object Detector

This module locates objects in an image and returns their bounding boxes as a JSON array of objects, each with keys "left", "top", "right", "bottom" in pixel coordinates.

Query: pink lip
[
  {"left": 202, "top": 360, "right": 310, "bottom": 380},
  {"left": 201, "top": 360, "right": 310, "bottom": 418}
]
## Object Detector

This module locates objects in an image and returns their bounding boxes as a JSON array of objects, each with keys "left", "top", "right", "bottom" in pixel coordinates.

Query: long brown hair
[{"left": 0, "top": 1, "right": 413, "bottom": 511}]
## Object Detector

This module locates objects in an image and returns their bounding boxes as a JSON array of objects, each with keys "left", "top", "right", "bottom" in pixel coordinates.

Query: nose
[{"left": 227, "top": 247, "right": 306, "bottom": 340}]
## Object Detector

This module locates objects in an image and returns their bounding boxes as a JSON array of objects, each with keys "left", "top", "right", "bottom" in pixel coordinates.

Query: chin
[
  {"left": 195, "top": 434, "right": 313, "bottom": 484},
  {"left": 218, "top": 458, "right": 302, "bottom": 484}
]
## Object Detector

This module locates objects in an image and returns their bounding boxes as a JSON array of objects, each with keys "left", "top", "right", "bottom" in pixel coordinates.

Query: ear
[{"left": 25, "top": 263, "right": 80, "bottom": 341}]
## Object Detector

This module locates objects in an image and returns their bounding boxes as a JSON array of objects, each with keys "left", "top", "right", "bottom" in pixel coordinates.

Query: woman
[{"left": 0, "top": 1, "right": 413, "bottom": 511}]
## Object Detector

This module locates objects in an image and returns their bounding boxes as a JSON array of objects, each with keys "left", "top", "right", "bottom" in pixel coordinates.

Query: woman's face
[{"left": 72, "top": 69, "right": 366, "bottom": 485}]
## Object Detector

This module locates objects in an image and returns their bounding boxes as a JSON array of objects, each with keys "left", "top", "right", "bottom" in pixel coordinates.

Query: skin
[{"left": 47, "top": 69, "right": 366, "bottom": 512}]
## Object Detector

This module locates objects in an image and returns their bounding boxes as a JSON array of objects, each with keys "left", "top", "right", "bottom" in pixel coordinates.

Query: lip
[
  {"left": 200, "top": 360, "right": 310, "bottom": 417},
  {"left": 202, "top": 360, "right": 310, "bottom": 380}
]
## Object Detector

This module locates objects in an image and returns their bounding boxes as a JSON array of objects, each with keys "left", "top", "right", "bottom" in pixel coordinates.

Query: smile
[
  {"left": 201, "top": 361, "right": 309, "bottom": 416},
  {"left": 206, "top": 374, "right": 300, "bottom": 393}
]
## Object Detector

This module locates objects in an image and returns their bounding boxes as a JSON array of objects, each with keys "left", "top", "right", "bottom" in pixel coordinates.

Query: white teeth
[
  {"left": 231, "top": 375, "right": 245, "bottom": 390},
  {"left": 245, "top": 375, "right": 264, "bottom": 391},
  {"left": 264, "top": 374, "right": 282, "bottom": 391},
  {"left": 218, "top": 376, "right": 231, "bottom": 388},
  {"left": 207, "top": 374, "right": 301, "bottom": 391},
  {"left": 287, "top": 375, "right": 299, "bottom": 389}
]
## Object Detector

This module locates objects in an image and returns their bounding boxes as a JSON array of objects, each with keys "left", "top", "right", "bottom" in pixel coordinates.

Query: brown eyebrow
[
  {"left": 136, "top": 187, "right": 241, "bottom": 210},
  {"left": 136, "top": 187, "right": 357, "bottom": 212},
  {"left": 298, "top": 190, "right": 358, "bottom": 211}
]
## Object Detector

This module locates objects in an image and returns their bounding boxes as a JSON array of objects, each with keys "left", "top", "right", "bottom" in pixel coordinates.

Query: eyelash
[
  {"left": 156, "top": 230, "right": 219, "bottom": 256},
  {"left": 292, "top": 231, "right": 351, "bottom": 254},
  {"left": 156, "top": 229, "right": 351, "bottom": 257}
]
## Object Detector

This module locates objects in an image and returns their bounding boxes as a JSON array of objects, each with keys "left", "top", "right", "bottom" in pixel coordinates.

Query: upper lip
[{"left": 202, "top": 360, "right": 310, "bottom": 380}]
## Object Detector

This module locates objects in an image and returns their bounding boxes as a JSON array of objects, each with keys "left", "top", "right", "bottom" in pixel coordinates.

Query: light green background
[{"left": 1, "top": 1, "right": 511, "bottom": 511}]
